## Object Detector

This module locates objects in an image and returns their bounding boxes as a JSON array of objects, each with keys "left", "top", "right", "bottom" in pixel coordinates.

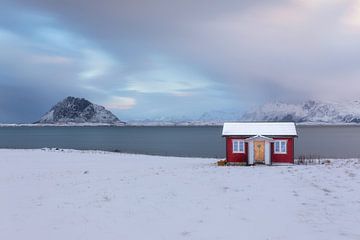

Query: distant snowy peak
[
  {"left": 198, "top": 110, "right": 243, "bottom": 122},
  {"left": 243, "top": 100, "right": 360, "bottom": 123},
  {"left": 126, "top": 111, "right": 244, "bottom": 126},
  {"left": 36, "top": 96, "right": 125, "bottom": 125}
]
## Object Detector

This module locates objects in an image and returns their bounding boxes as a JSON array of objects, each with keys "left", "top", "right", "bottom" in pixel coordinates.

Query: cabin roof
[{"left": 222, "top": 122, "right": 297, "bottom": 136}]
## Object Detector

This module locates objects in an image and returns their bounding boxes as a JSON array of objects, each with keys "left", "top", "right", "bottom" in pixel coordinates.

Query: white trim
[
  {"left": 274, "top": 140, "right": 287, "bottom": 154},
  {"left": 245, "top": 135, "right": 273, "bottom": 142},
  {"left": 265, "top": 142, "right": 271, "bottom": 165},
  {"left": 232, "top": 139, "right": 245, "bottom": 153},
  {"left": 247, "top": 139, "right": 273, "bottom": 165},
  {"left": 248, "top": 141, "right": 254, "bottom": 164}
]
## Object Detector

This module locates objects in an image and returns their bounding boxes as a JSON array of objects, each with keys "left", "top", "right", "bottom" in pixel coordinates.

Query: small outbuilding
[{"left": 222, "top": 122, "right": 297, "bottom": 165}]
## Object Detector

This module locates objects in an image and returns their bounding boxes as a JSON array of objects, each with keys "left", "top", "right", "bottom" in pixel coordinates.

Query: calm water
[{"left": 0, "top": 126, "right": 359, "bottom": 158}]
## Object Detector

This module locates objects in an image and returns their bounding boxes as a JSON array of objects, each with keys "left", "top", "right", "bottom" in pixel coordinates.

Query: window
[
  {"left": 232, "top": 140, "right": 245, "bottom": 153},
  {"left": 274, "top": 140, "right": 287, "bottom": 154}
]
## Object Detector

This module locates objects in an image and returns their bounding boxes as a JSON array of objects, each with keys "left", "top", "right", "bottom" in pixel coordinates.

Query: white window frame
[
  {"left": 274, "top": 140, "right": 287, "bottom": 154},
  {"left": 232, "top": 139, "right": 245, "bottom": 153}
]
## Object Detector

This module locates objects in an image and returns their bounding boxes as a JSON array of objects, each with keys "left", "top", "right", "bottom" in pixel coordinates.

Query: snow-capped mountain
[
  {"left": 198, "top": 110, "right": 243, "bottom": 123},
  {"left": 242, "top": 100, "right": 360, "bottom": 123},
  {"left": 36, "top": 97, "right": 125, "bottom": 125},
  {"left": 127, "top": 100, "right": 360, "bottom": 125},
  {"left": 127, "top": 111, "right": 243, "bottom": 126}
]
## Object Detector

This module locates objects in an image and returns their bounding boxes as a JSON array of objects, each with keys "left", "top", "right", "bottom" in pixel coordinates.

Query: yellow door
[{"left": 254, "top": 141, "right": 265, "bottom": 162}]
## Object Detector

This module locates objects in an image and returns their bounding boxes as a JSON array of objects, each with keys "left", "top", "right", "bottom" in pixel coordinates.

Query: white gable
[
  {"left": 222, "top": 122, "right": 297, "bottom": 136},
  {"left": 245, "top": 135, "right": 273, "bottom": 141}
]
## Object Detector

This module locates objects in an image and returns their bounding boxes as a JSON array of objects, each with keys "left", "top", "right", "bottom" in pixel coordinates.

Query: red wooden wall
[
  {"left": 271, "top": 137, "right": 294, "bottom": 164},
  {"left": 225, "top": 137, "right": 248, "bottom": 163},
  {"left": 225, "top": 136, "right": 295, "bottom": 164}
]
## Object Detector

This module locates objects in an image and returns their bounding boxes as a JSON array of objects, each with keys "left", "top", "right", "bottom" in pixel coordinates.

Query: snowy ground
[{"left": 0, "top": 149, "right": 359, "bottom": 240}]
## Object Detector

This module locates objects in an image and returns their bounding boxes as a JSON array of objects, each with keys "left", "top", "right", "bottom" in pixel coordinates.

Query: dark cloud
[
  {"left": 1, "top": 0, "right": 360, "bottom": 122},
  {"left": 0, "top": 83, "right": 54, "bottom": 123},
  {"left": 13, "top": 0, "right": 360, "bottom": 96}
]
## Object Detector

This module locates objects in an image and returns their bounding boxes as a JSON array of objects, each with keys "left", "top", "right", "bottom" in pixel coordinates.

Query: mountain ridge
[
  {"left": 33, "top": 98, "right": 360, "bottom": 126},
  {"left": 242, "top": 100, "right": 360, "bottom": 123},
  {"left": 127, "top": 100, "right": 360, "bottom": 125},
  {"left": 36, "top": 96, "right": 125, "bottom": 125}
]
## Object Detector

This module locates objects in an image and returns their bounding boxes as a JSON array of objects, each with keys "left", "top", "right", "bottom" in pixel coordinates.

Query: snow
[
  {"left": 126, "top": 120, "right": 223, "bottom": 126},
  {"left": 1, "top": 149, "right": 360, "bottom": 240},
  {"left": 39, "top": 110, "right": 54, "bottom": 122},
  {"left": 242, "top": 100, "right": 360, "bottom": 123},
  {"left": 222, "top": 122, "right": 297, "bottom": 136}
]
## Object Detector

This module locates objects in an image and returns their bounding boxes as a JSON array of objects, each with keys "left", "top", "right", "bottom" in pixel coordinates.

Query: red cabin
[{"left": 222, "top": 122, "right": 297, "bottom": 165}]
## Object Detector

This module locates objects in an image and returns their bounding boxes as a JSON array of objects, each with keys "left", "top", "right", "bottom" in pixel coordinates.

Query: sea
[{"left": 0, "top": 125, "right": 359, "bottom": 158}]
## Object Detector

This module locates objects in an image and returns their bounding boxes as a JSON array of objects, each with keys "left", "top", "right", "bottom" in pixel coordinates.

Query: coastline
[{"left": 1, "top": 122, "right": 360, "bottom": 127}]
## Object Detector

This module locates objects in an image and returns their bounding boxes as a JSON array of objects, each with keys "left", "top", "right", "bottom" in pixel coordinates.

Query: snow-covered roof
[{"left": 222, "top": 122, "right": 297, "bottom": 136}]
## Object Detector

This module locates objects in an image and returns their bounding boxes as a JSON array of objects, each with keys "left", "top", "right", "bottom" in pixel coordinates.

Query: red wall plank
[
  {"left": 271, "top": 137, "right": 294, "bottom": 163},
  {"left": 226, "top": 136, "right": 295, "bottom": 164},
  {"left": 226, "top": 137, "right": 248, "bottom": 163}
]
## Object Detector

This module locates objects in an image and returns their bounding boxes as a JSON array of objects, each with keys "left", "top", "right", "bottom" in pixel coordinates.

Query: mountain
[
  {"left": 198, "top": 110, "right": 243, "bottom": 123},
  {"left": 242, "top": 100, "right": 360, "bottom": 123},
  {"left": 126, "top": 111, "right": 243, "bottom": 126},
  {"left": 36, "top": 97, "right": 125, "bottom": 125},
  {"left": 127, "top": 100, "right": 360, "bottom": 126}
]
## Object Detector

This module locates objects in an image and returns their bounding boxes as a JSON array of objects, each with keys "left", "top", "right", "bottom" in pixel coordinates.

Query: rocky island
[{"left": 35, "top": 97, "right": 125, "bottom": 125}]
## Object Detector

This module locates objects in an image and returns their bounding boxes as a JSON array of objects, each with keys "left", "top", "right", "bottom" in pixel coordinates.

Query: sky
[{"left": 1, "top": 0, "right": 360, "bottom": 123}]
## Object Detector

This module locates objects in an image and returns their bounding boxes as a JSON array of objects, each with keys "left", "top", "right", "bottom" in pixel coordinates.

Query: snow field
[{"left": 0, "top": 149, "right": 359, "bottom": 240}]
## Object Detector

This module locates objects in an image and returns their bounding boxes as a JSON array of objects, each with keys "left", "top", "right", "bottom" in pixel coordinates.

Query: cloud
[
  {"left": 30, "top": 54, "right": 73, "bottom": 64},
  {"left": 0, "top": 13, "right": 126, "bottom": 122},
  {"left": 341, "top": 0, "right": 360, "bottom": 29},
  {"left": 104, "top": 96, "right": 136, "bottom": 110},
  {"left": 78, "top": 49, "right": 118, "bottom": 80},
  {"left": 10, "top": 0, "right": 360, "bottom": 101},
  {"left": 123, "top": 56, "right": 212, "bottom": 96},
  {"left": 2, "top": 0, "right": 360, "bottom": 122}
]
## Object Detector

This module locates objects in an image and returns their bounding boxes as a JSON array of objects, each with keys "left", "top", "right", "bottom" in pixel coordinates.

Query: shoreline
[
  {"left": 1, "top": 148, "right": 359, "bottom": 162},
  {"left": 1, "top": 122, "right": 360, "bottom": 127},
  {"left": 0, "top": 148, "right": 218, "bottom": 160}
]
